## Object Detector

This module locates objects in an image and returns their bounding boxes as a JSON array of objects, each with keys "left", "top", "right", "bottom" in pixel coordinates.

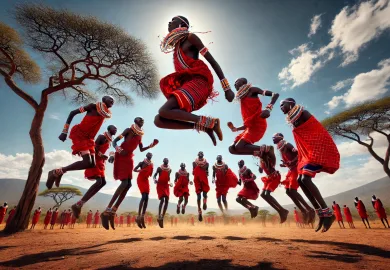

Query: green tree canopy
[{"left": 39, "top": 186, "right": 82, "bottom": 208}]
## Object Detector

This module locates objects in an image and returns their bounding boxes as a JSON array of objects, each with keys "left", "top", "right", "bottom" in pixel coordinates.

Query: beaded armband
[
  {"left": 62, "top": 124, "right": 70, "bottom": 134},
  {"left": 220, "top": 78, "right": 231, "bottom": 92},
  {"left": 199, "top": 47, "right": 209, "bottom": 56},
  {"left": 115, "top": 146, "right": 123, "bottom": 153},
  {"left": 97, "top": 152, "right": 104, "bottom": 157},
  {"left": 265, "top": 104, "right": 273, "bottom": 112},
  {"left": 109, "top": 151, "right": 115, "bottom": 157},
  {"left": 79, "top": 107, "right": 85, "bottom": 113}
]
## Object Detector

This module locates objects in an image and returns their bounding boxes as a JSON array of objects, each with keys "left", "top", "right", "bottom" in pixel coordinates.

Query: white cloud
[
  {"left": 331, "top": 78, "right": 353, "bottom": 92},
  {"left": 48, "top": 114, "right": 60, "bottom": 120},
  {"left": 326, "top": 58, "right": 390, "bottom": 109},
  {"left": 337, "top": 131, "right": 388, "bottom": 158},
  {"left": 308, "top": 14, "right": 323, "bottom": 37},
  {"left": 280, "top": 0, "right": 390, "bottom": 88}
]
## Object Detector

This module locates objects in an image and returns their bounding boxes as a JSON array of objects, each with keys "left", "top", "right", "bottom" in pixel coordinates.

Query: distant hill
[
  {"left": 0, "top": 177, "right": 389, "bottom": 217},
  {"left": 0, "top": 179, "right": 225, "bottom": 215}
]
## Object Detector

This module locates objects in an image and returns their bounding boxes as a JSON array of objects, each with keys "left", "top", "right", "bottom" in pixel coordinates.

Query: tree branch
[
  {"left": 0, "top": 48, "right": 16, "bottom": 76},
  {"left": 0, "top": 69, "right": 38, "bottom": 110}
]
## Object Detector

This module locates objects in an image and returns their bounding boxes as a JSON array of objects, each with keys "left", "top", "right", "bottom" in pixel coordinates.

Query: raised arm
[
  {"left": 59, "top": 103, "right": 95, "bottom": 141},
  {"left": 251, "top": 87, "right": 279, "bottom": 106},
  {"left": 139, "top": 139, "right": 159, "bottom": 152},
  {"left": 133, "top": 162, "right": 143, "bottom": 172},
  {"left": 187, "top": 33, "right": 234, "bottom": 102}
]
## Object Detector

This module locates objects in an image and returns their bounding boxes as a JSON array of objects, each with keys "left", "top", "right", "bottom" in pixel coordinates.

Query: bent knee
[
  {"left": 236, "top": 197, "right": 241, "bottom": 203},
  {"left": 154, "top": 115, "right": 163, "bottom": 128},
  {"left": 228, "top": 145, "right": 237, "bottom": 154}
]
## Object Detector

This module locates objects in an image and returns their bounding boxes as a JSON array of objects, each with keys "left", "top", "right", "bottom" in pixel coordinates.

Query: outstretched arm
[
  {"left": 227, "top": 122, "right": 246, "bottom": 132},
  {"left": 251, "top": 87, "right": 279, "bottom": 106},
  {"left": 139, "top": 139, "right": 159, "bottom": 152},
  {"left": 133, "top": 162, "right": 143, "bottom": 172},
  {"left": 59, "top": 103, "right": 95, "bottom": 141},
  {"left": 187, "top": 33, "right": 234, "bottom": 102}
]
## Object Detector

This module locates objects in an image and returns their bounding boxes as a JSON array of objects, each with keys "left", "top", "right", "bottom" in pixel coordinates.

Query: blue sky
[{"left": 0, "top": 0, "right": 389, "bottom": 210}]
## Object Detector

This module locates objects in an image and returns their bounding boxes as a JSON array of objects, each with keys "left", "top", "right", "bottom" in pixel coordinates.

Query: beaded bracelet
[
  {"left": 220, "top": 78, "right": 231, "bottom": 92},
  {"left": 62, "top": 124, "right": 70, "bottom": 134},
  {"left": 79, "top": 107, "right": 85, "bottom": 113},
  {"left": 265, "top": 104, "right": 273, "bottom": 112},
  {"left": 199, "top": 47, "right": 209, "bottom": 56},
  {"left": 97, "top": 152, "right": 103, "bottom": 157},
  {"left": 115, "top": 146, "right": 123, "bottom": 153}
]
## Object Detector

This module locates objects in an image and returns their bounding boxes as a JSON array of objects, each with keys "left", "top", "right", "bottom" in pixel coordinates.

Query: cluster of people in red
[{"left": 0, "top": 15, "right": 363, "bottom": 234}]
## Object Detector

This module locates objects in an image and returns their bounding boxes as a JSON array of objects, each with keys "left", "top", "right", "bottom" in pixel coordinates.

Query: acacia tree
[
  {"left": 39, "top": 186, "right": 82, "bottom": 208},
  {"left": 0, "top": 4, "right": 158, "bottom": 234},
  {"left": 322, "top": 97, "right": 390, "bottom": 178}
]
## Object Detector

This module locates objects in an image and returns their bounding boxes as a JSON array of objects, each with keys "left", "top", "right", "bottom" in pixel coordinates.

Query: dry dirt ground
[{"left": 0, "top": 221, "right": 389, "bottom": 269}]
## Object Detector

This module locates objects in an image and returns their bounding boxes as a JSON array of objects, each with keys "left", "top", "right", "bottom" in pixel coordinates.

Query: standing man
[
  {"left": 174, "top": 163, "right": 192, "bottom": 215},
  {"left": 193, "top": 151, "right": 210, "bottom": 222},
  {"left": 332, "top": 201, "right": 345, "bottom": 229},
  {"left": 153, "top": 158, "right": 173, "bottom": 228},
  {"left": 372, "top": 195, "right": 389, "bottom": 228},
  {"left": 355, "top": 197, "right": 371, "bottom": 229}
]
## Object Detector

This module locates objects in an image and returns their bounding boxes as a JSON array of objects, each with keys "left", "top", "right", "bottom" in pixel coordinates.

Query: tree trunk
[
  {"left": 384, "top": 138, "right": 390, "bottom": 179},
  {"left": 4, "top": 97, "right": 48, "bottom": 234}
]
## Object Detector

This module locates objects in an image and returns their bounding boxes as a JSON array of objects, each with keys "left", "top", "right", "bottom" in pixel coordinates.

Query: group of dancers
[{"left": 38, "top": 15, "right": 345, "bottom": 233}]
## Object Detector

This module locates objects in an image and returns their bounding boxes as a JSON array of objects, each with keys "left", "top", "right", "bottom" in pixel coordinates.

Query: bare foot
[
  {"left": 46, "top": 170, "right": 56, "bottom": 190},
  {"left": 322, "top": 215, "right": 335, "bottom": 233},
  {"left": 100, "top": 212, "right": 110, "bottom": 230},
  {"left": 71, "top": 204, "right": 81, "bottom": 219},
  {"left": 136, "top": 216, "right": 142, "bottom": 229},
  {"left": 55, "top": 173, "right": 63, "bottom": 188},
  {"left": 213, "top": 119, "right": 223, "bottom": 141},
  {"left": 205, "top": 129, "right": 217, "bottom": 146},
  {"left": 252, "top": 206, "right": 259, "bottom": 218},
  {"left": 109, "top": 213, "right": 116, "bottom": 230},
  {"left": 315, "top": 217, "right": 324, "bottom": 232},
  {"left": 280, "top": 209, "right": 289, "bottom": 224}
]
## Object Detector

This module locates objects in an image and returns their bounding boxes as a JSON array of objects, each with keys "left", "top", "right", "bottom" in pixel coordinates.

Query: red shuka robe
[
  {"left": 94, "top": 212, "right": 100, "bottom": 225},
  {"left": 215, "top": 165, "right": 238, "bottom": 197},
  {"left": 137, "top": 163, "right": 153, "bottom": 194},
  {"left": 160, "top": 46, "right": 215, "bottom": 113},
  {"left": 50, "top": 210, "right": 59, "bottom": 225},
  {"left": 332, "top": 204, "right": 343, "bottom": 222},
  {"left": 44, "top": 210, "right": 52, "bottom": 226},
  {"left": 174, "top": 171, "right": 190, "bottom": 198},
  {"left": 32, "top": 209, "right": 41, "bottom": 225},
  {"left": 356, "top": 200, "right": 368, "bottom": 219},
  {"left": 157, "top": 166, "right": 171, "bottom": 199},
  {"left": 373, "top": 199, "right": 387, "bottom": 219},
  {"left": 343, "top": 207, "right": 353, "bottom": 223},
  {"left": 235, "top": 96, "right": 267, "bottom": 144},
  {"left": 238, "top": 170, "right": 259, "bottom": 200},
  {"left": 114, "top": 136, "right": 142, "bottom": 180},
  {"left": 6, "top": 208, "right": 16, "bottom": 225},
  {"left": 0, "top": 206, "right": 7, "bottom": 224},
  {"left": 86, "top": 212, "right": 93, "bottom": 225},
  {"left": 293, "top": 116, "right": 340, "bottom": 177},
  {"left": 69, "top": 114, "right": 105, "bottom": 155},
  {"left": 85, "top": 139, "right": 110, "bottom": 179},
  {"left": 193, "top": 166, "right": 210, "bottom": 194},
  {"left": 294, "top": 210, "right": 301, "bottom": 223}
]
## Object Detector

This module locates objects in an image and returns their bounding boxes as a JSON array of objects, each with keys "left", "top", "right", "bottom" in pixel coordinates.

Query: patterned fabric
[
  {"left": 293, "top": 116, "right": 340, "bottom": 177},
  {"left": 159, "top": 46, "right": 216, "bottom": 112}
]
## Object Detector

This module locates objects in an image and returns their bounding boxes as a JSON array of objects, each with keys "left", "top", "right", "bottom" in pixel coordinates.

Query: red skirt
[
  {"left": 193, "top": 166, "right": 210, "bottom": 194},
  {"left": 157, "top": 182, "right": 170, "bottom": 199},
  {"left": 215, "top": 169, "right": 238, "bottom": 197},
  {"left": 281, "top": 168, "right": 299, "bottom": 190},
  {"left": 261, "top": 171, "right": 281, "bottom": 192},
  {"left": 238, "top": 181, "right": 260, "bottom": 200},
  {"left": 113, "top": 153, "right": 134, "bottom": 180}
]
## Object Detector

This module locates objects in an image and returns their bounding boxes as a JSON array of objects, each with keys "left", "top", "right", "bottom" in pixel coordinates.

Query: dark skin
[
  {"left": 257, "top": 146, "right": 289, "bottom": 223},
  {"left": 59, "top": 96, "right": 114, "bottom": 172},
  {"left": 280, "top": 99, "right": 334, "bottom": 232},
  {"left": 153, "top": 158, "right": 172, "bottom": 219},
  {"left": 193, "top": 152, "right": 209, "bottom": 212},
  {"left": 236, "top": 162, "right": 258, "bottom": 216},
  {"left": 228, "top": 78, "right": 279, "bottom": 155},
  {"left": 175, "top": 164, "right": 193, "bottom": 211},
  {"left": 212, "top": 155, "right": 229, "bottom": 213},
  {"left": 78, "top": 126, "right": 117, "bottom": 206},
  {"left": 154, "top": 17, "right": 235, "bottom": 146},
  {"left": 106, "top": 118, "right": 154, "bottom": 211},
  {"left": 273, "top": 136, "right": 314, "bottom": 223}
]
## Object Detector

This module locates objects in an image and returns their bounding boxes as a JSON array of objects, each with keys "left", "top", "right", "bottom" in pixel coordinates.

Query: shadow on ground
[
  {"left": 306, "top": 251, "right": 362, "bottom": 263},
  {"left": 98, "top": 259, "right": 280, "bottom": 270},
  {"left": 291, "top": 239, "right": 390, "bottom": 259}
]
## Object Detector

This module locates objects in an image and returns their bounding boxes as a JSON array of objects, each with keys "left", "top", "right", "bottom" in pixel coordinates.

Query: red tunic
[
  {"left": 157, "top": 166, "right": 171, "bottom": 199},
  {"left": 44, "top": 210, "right": 52, "bottom": 226},
  {"left": 127, "top": 215, "right": 131, "bottom": 225},
  {"left": 193, "top": 166, "right": 210, "bottom": 194},
  {"left": 137, "top": 163, "right": 153, "bottom": 194},
  {"left": 238, "top": 169, "right": 260, "bottom": 200},
  {"left": 69, "top": 115, "right": 105, "bottom": 155},
  {"left": 85, "top": 140, "right": 110, "bottom": 179},
  {"left": 65, "top": 212, "right": 71, "bottom": 224},
  {"left": 260, "top": 160, "right": 281, "bottom": 192},
  {"left": 6, "top": 208, "right": 16, "bottom": 225},
  {"left": 32, "top": 209, "right": 41, "bottom": 225},
  {"left": 281, "top": 152, "right": 299, "bottom": 190},
  {"left": 113, "top": 135, "right": 142, "bottom": 180},
  {"left": 50, "top": 210, "right": 59, "bottom": 225},
  {"left": 120, "top": 215, "right": 124, "bottom": 224},
  {"left": 94, "top": 213, "right": 100, "bottom": 225},
  {"left": 174, "top": 171, "right": 190, "bottom": 198},
  {"left": 294, "top": 210, "right": 302, "bottom": 223},
  {"left": 332, "top": 204, "right": 343, "bottom": 222},
  {"left": 293, "top": 116, "right": 340, "bottom": 177},
  {"left": 356, "top": 200, "right": 368, "bottom": 219},
  {"left": 160, "top": 46, "right": 215, "bottom": 112},
  {"left": 115, "top": 216, "right": 119, "bottom": 226},
  {"left": 235, "top": 97, "right": 267, "bottom": 144},
  {"left": 373, "top": 199, "right": 387, "bottom": 219},
  {"left": 343, "top": 207, "right": 353, "bottom": 223},
  {"left": 0, "top": 206, "right": 7, "bottom": 224},
  {"left": 86, "top": 212, "right": 93, "bottom": 225},
  {"left": 215, "top": 166, "right": 238, "bottom": 197},
  {"left": 71, "top": 214, "right": 77, "bottom": 224}
]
